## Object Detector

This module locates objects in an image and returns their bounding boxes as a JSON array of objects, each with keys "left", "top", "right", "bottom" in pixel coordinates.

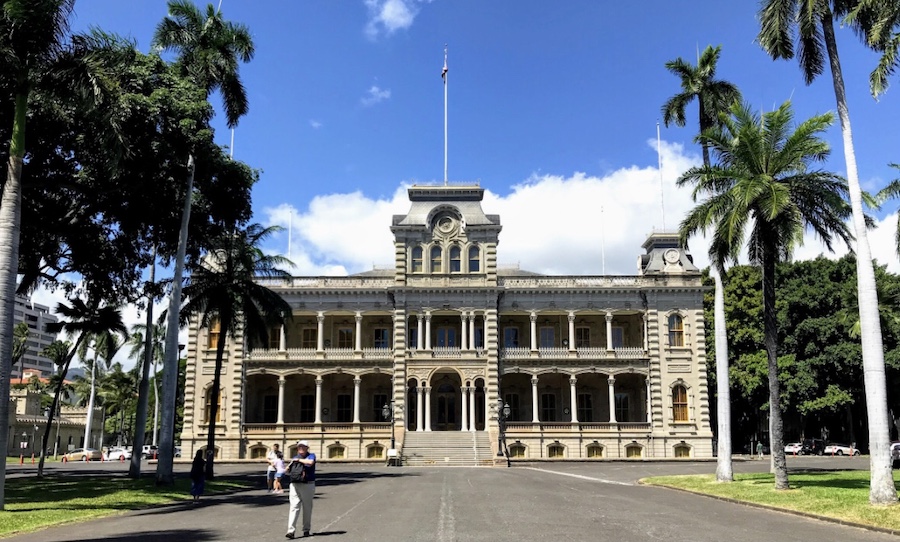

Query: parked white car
[
  {"left": 823, "top": 443, "right": 859, "bottom": 456},
  {"left": 106, "top": 447, "right": 132, "bottom": 461},
  {"left": 784, "top": 442, "right": 803, "bottom": 455}
]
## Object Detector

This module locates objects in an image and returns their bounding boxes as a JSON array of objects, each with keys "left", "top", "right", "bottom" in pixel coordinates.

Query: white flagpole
[
  {"left": 657, "top": 121, "right": 666, "bottom": 231},
  {"left": 217, "top": 0, "right": 235, "bottom": 159},
  {"left": 443, "top": 45, "right": 448, "bottom": 186}
]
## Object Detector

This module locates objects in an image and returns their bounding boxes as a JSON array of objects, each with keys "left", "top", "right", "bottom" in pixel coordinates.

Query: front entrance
[{"left": 430, "top": 372, "right": 461, "bottom": 431}]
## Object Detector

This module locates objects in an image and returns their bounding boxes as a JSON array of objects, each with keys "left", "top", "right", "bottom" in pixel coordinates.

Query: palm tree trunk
[
  {"left": 205, "top": 312, "right": 231, "bottom": 480},
  {"left": 38, "top": 337, "right": 85, "bottom": 477},
  {"left": 821, "top": 14, "right": 896, "bottom": 504},
  {"left": 157, "top": 154, "right": 195, "bottom": 485},
  {"left": 713, "top": 268, "right": 733, "bottom": 482},
  {"left": 762, "top": 237, "right": 788, "bottom": 490},
  {"left": 0, "top": 90, "right": 29, "bottom": 507},
  {"left": 130, "top": 249, "right": 156, "bottom": 477}
]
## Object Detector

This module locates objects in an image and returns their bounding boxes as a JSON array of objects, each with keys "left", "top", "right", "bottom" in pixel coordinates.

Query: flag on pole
[{"left": 442, "top": 48, "right": 448, "bottom": 82}]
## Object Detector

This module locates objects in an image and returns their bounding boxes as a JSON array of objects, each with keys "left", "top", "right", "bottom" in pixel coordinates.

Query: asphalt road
[{"left": 6, "top": 456, "right": 896, "bottom": 542}]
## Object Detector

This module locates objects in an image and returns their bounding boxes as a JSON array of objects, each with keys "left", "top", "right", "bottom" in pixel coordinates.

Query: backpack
[{"left": 286, "top": 461, "right": 306, "bottom": 484}]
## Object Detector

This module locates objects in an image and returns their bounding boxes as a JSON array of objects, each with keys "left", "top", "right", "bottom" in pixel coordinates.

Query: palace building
[{"left": 180, "top": 184, "right": 712, "bottom": 464}]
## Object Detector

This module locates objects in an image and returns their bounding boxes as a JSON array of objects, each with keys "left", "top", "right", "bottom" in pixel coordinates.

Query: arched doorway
[{"left": 430, "top": 371, "right": 461, "bottom": 431}]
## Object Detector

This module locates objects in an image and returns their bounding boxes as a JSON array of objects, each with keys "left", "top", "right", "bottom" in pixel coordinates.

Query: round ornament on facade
[{"left": 664, "top": 249, "right": 680, "bottom": 264}]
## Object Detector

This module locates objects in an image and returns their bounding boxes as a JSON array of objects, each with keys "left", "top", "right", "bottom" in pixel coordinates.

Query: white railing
[
  {"left": 575, "top": 347, "right": 607, "bottom": 358},
  {"left": 500, "top": 347, "right": 531, "bottom": 359},
  {"left": 285, "top": 348, "right": 317, "bottom": 360},
  {"left": 324, "top": 347, "right": 355, "bottom": 358},
  {"left": 361, "top": 347, "right": 392, "bottom": 359},
  {"left": 538, "top": 347, "right": 569, "bottom": 357},
  {"left": 499, "top": 346, "right": 649, "bottom": 361},
  {"left": 614, "top": 347, "right": 645, "bottom": 359},
  {"left": 498, "top": 276, "right": 649, "bottom": 288},
  {"left": 432, "top": 346, "right": 462, "bottom": 359},
  {"left": 256, "top": 277, "right": 394, "bottom": 289}
]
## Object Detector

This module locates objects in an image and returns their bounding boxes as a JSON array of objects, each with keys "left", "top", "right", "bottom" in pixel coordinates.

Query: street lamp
[
  {"left": 32, "top": 425, "right": 38, "bottom": 456},
  {"left": 381, "top": 401, "right": 396, "bottom": 450},
  {"left": 496, "top": 400, "right": 511, "bottom": 467}
]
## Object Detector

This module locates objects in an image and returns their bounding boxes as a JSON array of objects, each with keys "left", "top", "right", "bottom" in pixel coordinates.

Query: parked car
[
  {"left": 802, "top": 438, "right": 825, "bottom": 456},
  {"left": 890, "top": 442, "right": 900, "bottom": 469},
  {"left": 62, "top": 448, "right": 102, "bottom": 461},
  {"left": 175, "top": 446, "right": 182, "bottom": 458},
  {"left": 141, "top": 445, "right": 158, "bottom": 459},
  {"left": 106, "top": 447, "right": 132, "bottom": 461},
  {"left": 784, "top": 442, "right": 804, "bottom": 454},
  {"left": 823, "top": 443, "right": 860, "bottom": 456}
]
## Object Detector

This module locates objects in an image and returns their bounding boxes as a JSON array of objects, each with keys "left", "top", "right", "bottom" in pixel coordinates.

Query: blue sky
[{"left": 43, "top": 0, "right": 900, "bottom": 363}]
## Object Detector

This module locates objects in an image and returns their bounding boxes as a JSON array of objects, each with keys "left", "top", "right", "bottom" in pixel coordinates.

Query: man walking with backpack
[{"left": 285, "top": 440, "right": 316, "bottom": 539}]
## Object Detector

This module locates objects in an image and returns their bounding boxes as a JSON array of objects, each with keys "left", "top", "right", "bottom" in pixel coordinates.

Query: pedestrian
[
  {"left": 266, "top": 443, "right": 280, "bottom": 492},
  {"left": 285, "top": 440, "right": 316, "bottom": 539},
  {"left": 190, "top": 449, "right": 205, "bottom": 504},
  {"left": 273, "top": 451, "right": 286, "bottom": 494},
  {"left": 756, "top": 441, "right": 764, "bottom": 460}
]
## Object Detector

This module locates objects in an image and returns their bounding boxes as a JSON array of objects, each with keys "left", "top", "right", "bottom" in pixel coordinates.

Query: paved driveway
[{"left": 6, "top": 458, "right": 895, "bottom": 542}]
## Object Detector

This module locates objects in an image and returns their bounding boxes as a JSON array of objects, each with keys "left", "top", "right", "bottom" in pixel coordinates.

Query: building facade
[
  {"left": 13, "top": 296, "right": 59, "bottom": 378},
  {"left": 181, "top": 185, "right": 712, "bottom": 463}
]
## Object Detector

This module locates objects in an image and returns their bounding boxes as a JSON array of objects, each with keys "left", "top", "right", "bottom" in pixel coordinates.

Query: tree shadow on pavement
[{"left": 67, "top": 529, "right": 215, "bottom": 542}]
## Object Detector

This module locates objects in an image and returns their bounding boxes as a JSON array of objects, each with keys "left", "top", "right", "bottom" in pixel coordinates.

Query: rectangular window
[
  {"left": 449, "top": 248, "right": 461, "bottom": 272},
  {"left": 436, "top": 327, "right": 457, "bottom": 347},
  {"left": 503, "top": 327, "right": 519, "bottom": 348},
  {"left": 337, "top": 327, "right": 353, "bottom": 349},
  {"left": 503, "top": 393, "right": 521, "bottom": 421},
  {"left": 374, "top": 394, "right": 388, "bottom": 420},
  {"left": 577, "top": 393, "right": 593, "bottom": 423},
  {"left": 474, "top": 328, "right": 484, "bottom": 349},
  {"left": 615, "top": 393, "right": 629, "bottom": 422},
  {"left": 668, "top": 315, "right": 685, "bottom": 347},
  {"left": 301, "top": 328, "right": 317, "bottom": 349},
  {"left": 299, "top": 395, "right": 315, "bottom": 422},
  {"left": 539, "top": 326, "right": 555, "bottom": 348},
  {"left": 205, "top": 390, "right": 222, "bottom": 423},
  {"left": 540, "top": 394, "right": 556, "bottom": 422},
  {"left": 207, "top": 317, "right": 221, "bottom": 349},
  {"left": 263, "top": 395, "right": 277, "bottom": 423},
  {"left": 337, "top": 394, "right": 352, "bottom": 422},
  {"left": 373, "top": 328, "right": 390, "bottom": 348},
  {"left": 268, "top": 326, "right": 281, "bottom": 350},
  {"left": 409, "top": 326, "right": 418, "bottom": 349},
  {"left": 575, "top": 327, "right": 590, "bottom": 348},
  {"left": 673, "top": 386, "right": 689, "bottom": 422},
  {"left": 612, "top": 327, "right": 624, "bottom": 348}
]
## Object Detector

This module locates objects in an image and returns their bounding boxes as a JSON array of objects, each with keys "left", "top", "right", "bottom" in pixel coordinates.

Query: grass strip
[
  {"left": 642, "top": 470, "right": 900, "bottom": 531},
  {"left": 0, "top": 474, "right": 252, "bottom": 537}
]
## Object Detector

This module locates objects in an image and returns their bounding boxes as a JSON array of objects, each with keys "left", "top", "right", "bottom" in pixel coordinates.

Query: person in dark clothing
[{"left": 190, "top": 450, "right": 206, "bottom": 504}]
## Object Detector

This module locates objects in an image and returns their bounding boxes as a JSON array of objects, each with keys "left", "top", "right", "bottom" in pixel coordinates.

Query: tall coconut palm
[
  {"left": 678, "top": 100, "right": 853, "bottom": 490},
  {"left": 127, "top": 318, "right": 166, "bottom": 477},
  {"left": 851, "top": 0, "right": 900, "bottom": 97},
  {"left": 151, "top": 0, "right": 254, "bottom": 485},
  {"left": 178, "top": 223, "right": 291, "bottom": 478},
  {"left": 759, "top": 0, "right": 896, "bottom": 504},
  {"left": 42, "top": 340, "right": 70, "bottom": 457},
  {"left": 36, "top": 297, "right": 127, "bottom": 477},
  {"left": 663, "top": 44, "right": 741, "bottom": 483}
]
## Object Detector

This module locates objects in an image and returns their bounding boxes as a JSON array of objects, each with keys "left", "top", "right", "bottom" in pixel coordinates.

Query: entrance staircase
[{"left": 401, "top": 431, "right": 495, "bottom": 466}]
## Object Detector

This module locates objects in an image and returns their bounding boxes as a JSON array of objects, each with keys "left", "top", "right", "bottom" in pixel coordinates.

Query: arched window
[
  {"left": 328, "top": 445, "right": 346, "bottom": 459},
  {"left": 468, "top": 246, "right": 480, "bottom": 272},
  {"left": 508, "top": 444, "right": 526, "bottom": 458},
  {"left": 674, "top": 444, "right": 691, "bottom": 458},
  {"left": 548, "top": 444, "right": 565, "bottom": 458},
  {"left": 586, "top": 444, "right": 604, "bottom": 458},
  {"left": 207, "top": 316, "right": 221, "bottom": 349},
  {"left": 367, "top": 445, "right": 385, "bottom": 459},
  {"left": 668, "top": 314, "right": 684, "bottom": 347},
  {"left": 625, "top": 444, "right": 643, "bottom": 458},
  {"left": 449, "top": 246, "right": 461, "bottom": 272},
  {"left": 672, "top": 384, "right": 688, "bottom": 422},
  {"left": 411, "top": 246, "right": 423, "bottom": 273},
  {"left": 430, "top": 246, "right": 443, "bottom": 273}
]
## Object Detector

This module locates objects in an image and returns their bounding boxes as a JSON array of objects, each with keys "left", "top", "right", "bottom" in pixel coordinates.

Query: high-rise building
[{"left": 13, "top": 296, "right": 59, "bottom": 378}]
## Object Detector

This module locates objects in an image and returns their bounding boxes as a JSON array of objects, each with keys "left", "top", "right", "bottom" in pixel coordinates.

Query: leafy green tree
[
  {"left": 664, "top": 44, "right": 741, "bottom": 482},
  {"left": 36, "top": 297, "right": 126, "bottom": 477},
  {"left": 679, "top": 100, "right": 853, "bottom": 490},
  {"left": 179, "top": 224, "right": 291, "bottom": 479},
  {"left": 12, "top": 322, "right": 29, "bottom": 379},
  {"left": 152, "top": 0, "right": 255, "bottom": 485},
  {"left": 758, "top": 0, "right": 896, "bottom": 503},
  {"left": 100, "top": 363, "right": 138, "bottom": 446}
]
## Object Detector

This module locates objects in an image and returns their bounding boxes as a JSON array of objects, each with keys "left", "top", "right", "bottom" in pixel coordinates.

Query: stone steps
[{"left": 401, "top": 431, "right": 494, "bottom": 466}]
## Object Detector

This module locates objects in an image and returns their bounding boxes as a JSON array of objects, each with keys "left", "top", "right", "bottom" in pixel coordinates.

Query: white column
[
  {"left": 279, "top": 325, "right": 286, "bottom": 351},
  {"left": 314, "top": 378, "right": 323, "bottom": 424},
  {"left": 569, "top": 377, "right": 579, "bottom": 424},
  {"left": 277, "top": 376, "right": 286, "bottom": 424},
  {"left": 608, "top": 376, "right": 617, "bottom": 423},
  {"left": 469, "top": 312, "right": 476, "bottom": 349},
  {"left": 469, "top": 386, "right": 477, "bottom": 431},
  {"left": 417, "top": 313, "right": 424, "bottom": 351},
  {"left": 483, "top": 388, "right": 490, "bottom": 430},
  {"left": 530, "top": 311, "right": 537, "bottom": 351},
  {"left": 460, "top": 387, "right": 469, "bottom": 431},
  {"left": 646, "top": 376, "right": 652, "bottom": 424},
  {"left": 531, "top": 377, "right": 540, "bottom": 423},
  {"left": 643, "top": 313, "right": 649, "bottom": 351},
  {"left": 355, "top": 311, "right": 362, "bottom": 351},
  {"left": 483, "top": 314, "right": 489, "bottom": 350},
  {"left": 352, "top": 377, "right": 361, "bottom": 424},
  {"left": 567, "top": 312, "right": 575, "bottom": 351},
  {"left": 416, "top": 387, "right": 424, "bottom": 431},
  {"left": 460, "top": 312, "right": 468, "bottom": 351},
  {"left": 606, "top": 312, "right": 614, "bottom": 350},
  {"left": 316, "top": 312, "right": 325, "bottom": 352},
  {"left": 425, "top": 312, "right": 432, "bottom": 350},
  {"left": 424, "top": 387, "right": 432, "bottom": 431}
]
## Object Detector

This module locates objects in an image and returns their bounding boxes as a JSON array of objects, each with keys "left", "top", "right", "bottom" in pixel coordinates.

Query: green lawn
[
  {"left": 0, "top": 475, "right": 252, "bottom": 537},
  {"left": 642, "top": 470, "right": 900, "bottom": 531}
]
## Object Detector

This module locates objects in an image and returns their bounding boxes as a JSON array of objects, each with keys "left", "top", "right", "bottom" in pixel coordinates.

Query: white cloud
[
  {"left": 364, "top": 0, "right": 427, "bottom": 39},
  {"left": 361, "top": 85, "right": 391, "bottom": 106},
  {"left": 262, "top": 140, "right": 900, "bottom": 279},
  {"left": 309, "top": 120, "right": 322, "bottom": 129}
]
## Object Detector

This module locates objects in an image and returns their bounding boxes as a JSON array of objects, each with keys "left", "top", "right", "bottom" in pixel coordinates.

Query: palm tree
[
  {"left": 678, "top": 100, "right": 853, "bottom": 490},
  {"left": 151, "top": 0, "right": 255, "bottom": 485},
  {"left": 12, "top": 322, "right": 30, "bottom": 379},
  {"left": 42, "top": 340, "right": 70, "bottom": 457},
  {"left": 758, "top": 0, "right": 896, "bottom": 504},
  {"left": 179, "top": 223, "right": 291, "bottom": 478},
  {"left": 100, "top": 363, "right": 138, "bottom": 446},
  {"left": 36, "top": 297, "right": 127, "bottom": 477},
  {"left": 876, "top": 164, "right": 900, "bottom": 257},
  {"left": 851, "top": 1, "right": 900, "bottom": 97},
  {"left": 127, "top": 319, "right": 166, "bottom": 476},
  {"left": 663, "top": 44, "right": 741, "bottom": 483}
]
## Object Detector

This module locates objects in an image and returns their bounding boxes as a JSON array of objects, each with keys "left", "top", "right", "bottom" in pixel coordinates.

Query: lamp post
[
  {"left": 496, "top": 400, "right": 511, "bottom": 467},
  {"left": 32, "top": 424, "right": 38, "bottom": 457},
  {"left": 381, "top": 401, "right": 396, "bottom": 450}
]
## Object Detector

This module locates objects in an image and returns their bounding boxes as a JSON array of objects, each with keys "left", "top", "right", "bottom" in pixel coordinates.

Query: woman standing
[{"left": 190, "top": 450, "right": 206, "bottom": 504}]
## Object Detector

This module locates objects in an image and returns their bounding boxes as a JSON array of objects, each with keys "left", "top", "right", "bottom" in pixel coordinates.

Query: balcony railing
[
  {"left": 247, "top": 347, "right": 392, "bottom": 361},
  {"left": 505, "top": 421, "right": 651, "bottom": 432},
  {"left": 499, "top": 346, "right": 648, "bottom": 361}
]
